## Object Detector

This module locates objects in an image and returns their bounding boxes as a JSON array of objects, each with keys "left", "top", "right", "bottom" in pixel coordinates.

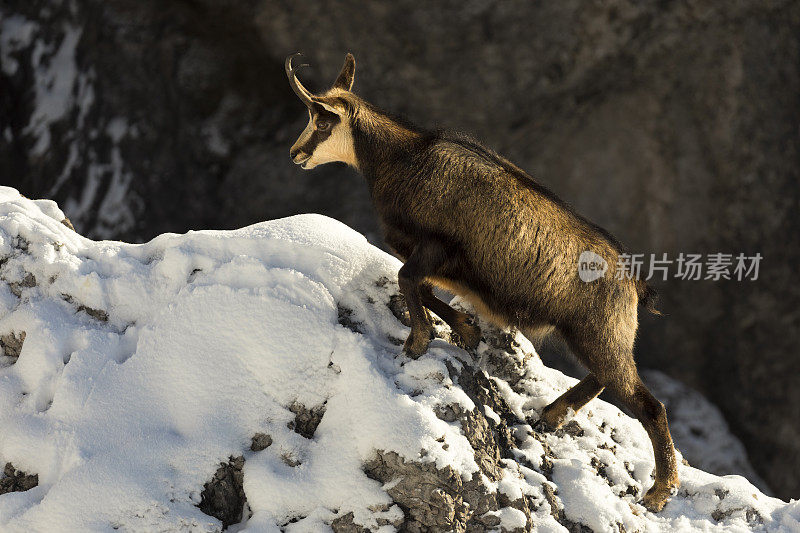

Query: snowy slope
[
  {"left": 641, "top": 370, "right": 771, "bottom": 494},
  {"left": 0, "top": 187, "right": 797, "bottom": 533}
]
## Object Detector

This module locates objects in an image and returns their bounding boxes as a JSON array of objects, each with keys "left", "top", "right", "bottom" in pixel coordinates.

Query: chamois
[{"left": 286, "top": 53, "right": 679, "bottom": 512}]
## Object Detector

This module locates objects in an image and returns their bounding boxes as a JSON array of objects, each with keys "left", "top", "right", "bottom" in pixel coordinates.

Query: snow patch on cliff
[{"left": 1, "top": 13, "right": 136, "bottom": 239}]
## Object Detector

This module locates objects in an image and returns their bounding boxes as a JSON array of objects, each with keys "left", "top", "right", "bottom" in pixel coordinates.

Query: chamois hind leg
[
  {"left": 564, "top": 319, "right": 678, "bottom": 511},
  {"left": 585, "top": 340, "right": 679, "bottom": 511},
  {"left": 419, "top": 283, "right": 481, "bottom": 350},
  {"left": 607, "top": 372, "right": 679, "bottom": 512},
  {"left": 538, "top": 373, "right": 605, "bottom": 430}
]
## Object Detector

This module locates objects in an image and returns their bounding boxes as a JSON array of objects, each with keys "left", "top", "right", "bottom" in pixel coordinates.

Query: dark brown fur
[{"left": 288, "top": 55, "right": 679, "bottom": 512}]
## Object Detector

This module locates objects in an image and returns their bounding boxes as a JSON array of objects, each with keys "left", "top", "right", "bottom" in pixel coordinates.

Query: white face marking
[
  {"left": 304, "top": 120, "right": 357, "bottom": 169},
  {"left": 291, "top": 105, "right": 358, "bottom": 170}
]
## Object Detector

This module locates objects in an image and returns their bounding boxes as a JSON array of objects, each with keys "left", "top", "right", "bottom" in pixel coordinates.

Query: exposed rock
[
  {"left": 558, "top": 420, "right": 585, "bottom": 439},
  {"left": 61, "top": 294, "right": 109, "bottom": 322},
  {"left": 456, "top": 365, "right": 517, "bottom": 469},
  {"left": 11, "top": 236, "right": 29, "bottom": 254},
  {"left": 0, "top": 331, "right": 26, "bottom": 359},
  {"left": 77, "top": 305, "right": 109, "bottom": 322},
  {"left": 198, "top": 456, "right": 246, "bottom": 529},
  {"left": 331, "top": 512, "right": 370, "bottom": 533},
  {"left": 478, "top": 326, "right": 532, "bottom": 388},
  {"left": 281, "top": 453, "right": 301, "bottom": 468},
  {"left": 0, "top": 463, "right": 38, "bottom": 495},
  {"left": 362, "top": 350, "right": 537, "bottom": 533},
  {"left": 250, "top": 432, "right": 272, "bottom": 452},
  {"left": 287, "top": 401, "right": 326, "bottom": 439},
  {"left": 364, "top": 450, "right": 472, "bottom": 533},
  {"left": 542, "top": 482, "right": 592, "bottom": 533},
  {"left": 433, "top": 402, "right": 463, "bottom": 423},
  {"left": 337, "top": 304, "right": 363, "bottom": 334},
  {"left": 8, "top": 272, "right": 36, "bottom": 297}
]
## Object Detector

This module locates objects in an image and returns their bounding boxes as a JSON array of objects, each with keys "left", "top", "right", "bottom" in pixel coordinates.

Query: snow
[
  {"left": 0, "top": 15, "right": 37, "bottom": 76},
  {"left": 106, "top": 117, "right": 129, "bottom": 144},
  {"left": 23, "top": 22, "right": 83, "bottom": 156},
  {"left": 0, "top": 186, "right": 797, "bottom": 532}
]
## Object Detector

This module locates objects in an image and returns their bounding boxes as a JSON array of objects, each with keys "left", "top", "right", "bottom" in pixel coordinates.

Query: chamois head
[{"left": 286, "top": 53, "right": 358, "bottom": 170}]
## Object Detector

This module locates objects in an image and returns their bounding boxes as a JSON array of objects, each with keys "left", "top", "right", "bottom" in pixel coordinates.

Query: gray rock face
[
  {"left": 0, "top": 463, "right": 38, "bottom": 495},
  {"left": 358, "top": 358, "right": 538, "bottom": 532},
  {"left": 0, "top": 331, "right": 25, "bottom": 359},
  {"left": 250, "top": 432, "right": 272, "bottom": 452},
  {"left": 287, "top": 401, "right": 327, "bottom": 439},
  {"left": 1, "top": 0, "right": 798, "bottom": 498},
  {"left": 198, "top": 456, "right": 246, "bottom": 529}
]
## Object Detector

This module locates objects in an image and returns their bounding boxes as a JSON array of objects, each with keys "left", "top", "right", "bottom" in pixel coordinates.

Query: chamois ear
[{"left": 332, "top": 53, "right": 356, "bottom": 91}]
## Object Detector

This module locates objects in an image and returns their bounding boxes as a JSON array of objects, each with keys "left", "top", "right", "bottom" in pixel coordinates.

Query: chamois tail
[{"left": 637, "top": 281, "right": 662, "bottom": 316}]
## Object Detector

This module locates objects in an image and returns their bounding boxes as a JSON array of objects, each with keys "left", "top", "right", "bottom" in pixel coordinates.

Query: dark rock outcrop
[
  {"left": 250, "top": 432, "right": 272, "bottom": 452},
  {"left": 0, "top": 463, "right": 38, "bottom": 495},
  {"left": 198, "top": 456, "right": 247, "bottom": 529},
  {"left": 0, "top": 331, "right": 26, "bottom": 359},
  {"left": 287, "top": 401, "right": 326, "bottom": 439}
]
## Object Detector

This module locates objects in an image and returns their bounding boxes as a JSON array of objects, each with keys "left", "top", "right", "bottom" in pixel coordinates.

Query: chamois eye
[{"left": 316, "top": 121, "right": 331, "bottom": 131}]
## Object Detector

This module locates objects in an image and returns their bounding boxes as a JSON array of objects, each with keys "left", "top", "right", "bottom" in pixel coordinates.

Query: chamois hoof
[
  {"left": 403, "top": 330, "right": 432, "bottom": 359},
  {"left": 537, "top": 402, "right": 569, "bottom": 431},
  {"left": 453, "top": 320, "right": 481, "bottom": 351},
  {"left": 642, "top": 480, "right": 679, "bottom": 512}
]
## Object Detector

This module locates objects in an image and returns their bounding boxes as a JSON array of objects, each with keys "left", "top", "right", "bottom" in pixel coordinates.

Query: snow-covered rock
[{"left": 0, "top": 187, "right": 797, "bottom": 532}]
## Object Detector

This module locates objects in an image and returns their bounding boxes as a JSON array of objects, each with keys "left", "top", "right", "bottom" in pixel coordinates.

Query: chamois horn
[{"left": 285, "top": 52, "right": 314, "bottom": 106}]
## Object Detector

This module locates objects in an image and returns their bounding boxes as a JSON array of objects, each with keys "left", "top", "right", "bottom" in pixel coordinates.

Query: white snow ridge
[{"left": 0, "top": 187, "right": 797, "bottom": 532}]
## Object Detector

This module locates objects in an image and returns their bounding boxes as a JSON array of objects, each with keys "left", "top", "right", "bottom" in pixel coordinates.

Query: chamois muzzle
[{"left": 285, "top": 53, "right": 314, "bottom": 107}]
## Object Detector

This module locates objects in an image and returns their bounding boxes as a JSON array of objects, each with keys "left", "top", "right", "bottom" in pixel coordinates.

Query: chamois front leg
[{"left": 398, "top": 241, "right": 448, "bottom": 357}]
